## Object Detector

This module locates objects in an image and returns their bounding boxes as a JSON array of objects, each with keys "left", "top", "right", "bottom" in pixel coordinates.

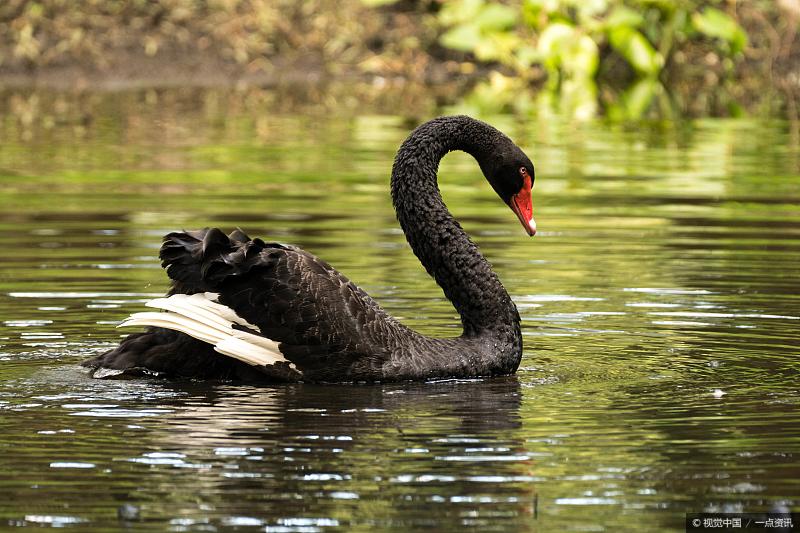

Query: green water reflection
[{"left": 0, "top": 89, "right": 798, "bottom": 532}]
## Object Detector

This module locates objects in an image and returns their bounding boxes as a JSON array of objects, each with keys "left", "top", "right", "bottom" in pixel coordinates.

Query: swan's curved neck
[{"left": 390, "top": 116, "right": 520, "bottom": 337}]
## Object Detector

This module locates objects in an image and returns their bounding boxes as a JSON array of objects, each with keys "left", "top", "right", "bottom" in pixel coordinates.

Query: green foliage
[
  {"left": 538, "top": 23, "right": 599, "bottom": 78},
  {"left": 607, "top": 25, "right": 663, "bottom": 75},
  {"left": 692, "top": 7, "right": 748, "bottom": 55},
  {"left": 439, "top": 0, "right": 521, "bottom": 65},
  {"left": 437, "top": 0, "right": 749, "bottom": 83}
]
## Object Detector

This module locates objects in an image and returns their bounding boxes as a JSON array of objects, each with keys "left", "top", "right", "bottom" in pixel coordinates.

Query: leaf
[
  {"left": 523, "top": 0, "right": 561, "bottom": 13},
  {"left": 609, "top": 26, "right": 663, "bottom": 75},
  {"left": 475, "top": 32, "right": 522, "bottom": 62},
  {"left": 576, "top": 0, "right": 609, "bottom": 19},
  {"left": 475, "top": 4, "right": 518, "bottom": 31},
  {"left": 569, "top": 34, "right": 600, "bottom": 78},
  {"left": 605, "top": 6, "right": 644, "bottom": 30},
  {"left": 514, "top": 44, "right": 539, "bottom": 68},
  {"left": 538, "top": 22, "right": 598, "bottom": 79},
  {"left": 439, "top": 0, "right": 486, "bottom": 26},
  {"left": 691, "top": 8, "right": 748, "bottom": 54},
  {"left": 538, "top": 22, "right": 575, "bottom": 71},
  {"left": 440, "top": 24, "right": 483, "bottom": 52},
  {"left": 522, "top": 0, "right": 557, "bottom": 29}
]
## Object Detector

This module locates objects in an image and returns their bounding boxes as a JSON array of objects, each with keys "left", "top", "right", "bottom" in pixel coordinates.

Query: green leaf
[
  {"left": 514, "top": 44, "right": 539, "bottom": 68},
  {"left": 576, "top": 0, "right": 608, "bottom": 20},
  {"left": 521, "top": 0, "right": 551, "bottom": 29},
  {"left": 609, "top": 26, "right": 663, "bottom": 75},
  {"left": 439, "top": 0, "right": 485, "bottom": 26},
  {"left": 523, "top": 0, "right": 559, "bottom": 12},
  {"left": 475, "top": 32, "right": 522, "bottom": 62},
  {"left": 474, "top": 37, "right": 503, "bottom": 62},
  {"left": 538, "top": 22, "right": 575, "bottom": 71},
  {"left": 605, "top": 6, "right": 644, "bottom": 30},
  {"left": 570, "top": 34, "right": 600, "bottom": 78},
  {"left": 475, "top": 4, "right": 518, "bottom": 31},
  {"left": 440, "top": 23, "right": 483, "bottom": 52},
  {"left": 538, "top": 22, "right": 598, "bottom": 79},
  {"left": 692, "top": 8, "right": 748, "bottom": 54}
]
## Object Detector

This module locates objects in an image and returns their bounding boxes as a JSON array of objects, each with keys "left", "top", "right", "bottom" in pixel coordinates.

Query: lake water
[{"left": 0, "top": 90, "right": 798, "bottom": 531}]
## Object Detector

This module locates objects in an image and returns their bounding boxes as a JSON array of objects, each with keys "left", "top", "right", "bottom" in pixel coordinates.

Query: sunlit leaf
[
  {"left": 440, "top": 24, "right": 482, "bottom": 52},
  {"left": 692, "top": 8, "right": 748, "bottom": 54},
  {"left": 523, "top": 0, "right": 561, "bottom": 13},
  {"left": 521, "top": 0, "right": 554, "bottom": 29},
  {"left": 539, "top": 23, "right": 598, "bottom": 78},
  {"left": 439, "top": 0, "right": 485, "bottom": 26},
  {"left": 569, "top": 34, "right": 600, "bottom": 78},
  {"left": 538, "top": 22, "right": 575, "bottom": 71},
  {"left": 576, "top": 0, "right": 608, "bottom": 19},
  {"left": 475, "top": 32, "right": 522, "bottom": 62},
  {"left": 475, "top": 4, "right": 517, "bottom": 31},
  {"left": 605, "top": 6, "right": 644, "bottom": 29},
  {"left": 609, "top": 26, "right": 663, "bottom": 75},
  {"left": 514, "top": 44, "right": 539, "bottom": 68}
]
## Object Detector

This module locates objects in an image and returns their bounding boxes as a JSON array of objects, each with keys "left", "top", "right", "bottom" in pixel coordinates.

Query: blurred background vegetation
[{"left": 0, "top": 0, "right": 798, "bottom": 120}]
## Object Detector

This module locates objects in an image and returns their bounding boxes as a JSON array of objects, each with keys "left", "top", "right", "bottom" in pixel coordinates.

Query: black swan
[{"left": 83, "top": 116, "right": 536, "bottom": 382}]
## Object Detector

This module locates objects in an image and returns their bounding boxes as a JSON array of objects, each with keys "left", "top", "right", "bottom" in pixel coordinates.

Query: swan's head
[{"left": 482, "top": 144, "right": 536, "bottom": 237}]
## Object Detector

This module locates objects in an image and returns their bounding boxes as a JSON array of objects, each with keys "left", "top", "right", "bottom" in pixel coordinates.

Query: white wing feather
[{"left": 118, "top": 292, "right": 292, "bottom": 369}]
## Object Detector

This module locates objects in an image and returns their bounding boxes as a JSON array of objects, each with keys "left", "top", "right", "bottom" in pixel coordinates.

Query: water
[{"left": 1, "top": 90, "right": 799, "bottom": 531}]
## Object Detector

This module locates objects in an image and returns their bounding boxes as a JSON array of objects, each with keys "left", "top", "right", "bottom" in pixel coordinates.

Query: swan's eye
[{"left": 519, "top": 167, "right": 528, "bottom": 177}]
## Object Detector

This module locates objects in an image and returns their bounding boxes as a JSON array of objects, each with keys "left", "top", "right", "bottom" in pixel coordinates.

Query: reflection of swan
[
  {"left": 84, "top": 116, "right": 536, "bottom": 382},
  {"left": 147, "top": 378, "right": 524, "bottom": 449},
  {"left": 23, "top": 372, "right": 533, "bottom": 528}
]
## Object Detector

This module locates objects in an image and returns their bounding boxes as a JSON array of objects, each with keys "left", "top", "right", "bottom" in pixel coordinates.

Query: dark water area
[{"left": 0, "top": 90, "right": 799, "bottom": 531}]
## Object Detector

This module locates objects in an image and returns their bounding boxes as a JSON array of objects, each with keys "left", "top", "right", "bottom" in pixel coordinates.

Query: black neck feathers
[{"left": 390, "top": 116, "right": 521, "bottom": 338}]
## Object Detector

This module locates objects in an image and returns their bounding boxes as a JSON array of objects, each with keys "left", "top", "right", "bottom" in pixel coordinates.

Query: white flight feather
[
  {"left": 121, "top": 312, "right": 221, "bottom": 345},
  {"left": 118, "top": 292, "right": 292, "bottom": 369},
  {"left": 146, "top": 292, "right": 259, "bottom": 331}
]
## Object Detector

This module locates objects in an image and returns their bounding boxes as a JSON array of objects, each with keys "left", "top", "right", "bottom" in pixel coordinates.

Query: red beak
[{"left": 510, "top": 172, "right": 536, "bottom": 236}]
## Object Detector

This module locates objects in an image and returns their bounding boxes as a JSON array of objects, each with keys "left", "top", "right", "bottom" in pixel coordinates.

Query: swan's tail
[
  {"left": 159, "top": 227, "right": 274, "bottom": 293},
  {"left": 83, "top": 228, "right": 301, "bottom": 380}
]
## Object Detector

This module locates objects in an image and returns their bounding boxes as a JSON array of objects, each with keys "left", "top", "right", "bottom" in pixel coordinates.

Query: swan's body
[{"left": 83, "top": 116, "right": 536, "bottom": 382}]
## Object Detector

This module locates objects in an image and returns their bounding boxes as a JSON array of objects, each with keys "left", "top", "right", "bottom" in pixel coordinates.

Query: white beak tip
[{"left": 527, "top": 217, "right": 537, "bottom": 236}]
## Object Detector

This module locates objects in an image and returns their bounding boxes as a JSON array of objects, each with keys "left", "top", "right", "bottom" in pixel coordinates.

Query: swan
[{"left": 82, "top": 116, "right": 536, "bottom": 382}]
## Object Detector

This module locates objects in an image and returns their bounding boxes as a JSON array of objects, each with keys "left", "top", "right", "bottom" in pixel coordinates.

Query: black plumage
[{"left": 83, "top": 116, "right": 536, "bottom": 382}]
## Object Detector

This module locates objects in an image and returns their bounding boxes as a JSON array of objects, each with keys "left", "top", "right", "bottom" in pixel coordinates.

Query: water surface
[{"left": 0, "top": 91, "right": 799, "bottom": 531}]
